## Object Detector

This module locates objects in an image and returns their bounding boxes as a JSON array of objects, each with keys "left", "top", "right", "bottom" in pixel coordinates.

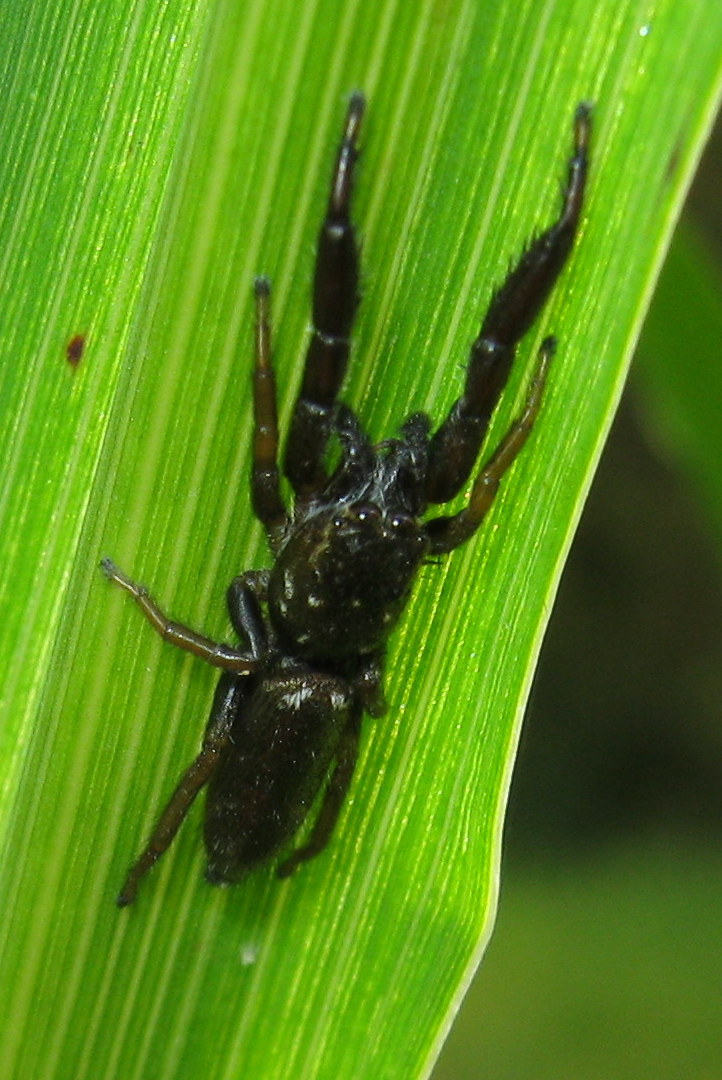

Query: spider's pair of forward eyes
[{"left": 103, "top": 93, "right": 591, "bottom": 906}]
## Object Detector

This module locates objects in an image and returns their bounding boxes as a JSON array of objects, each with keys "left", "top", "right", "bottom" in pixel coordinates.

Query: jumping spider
[{"left": 103, "top": 93, "right": 590, "bottom": 905}]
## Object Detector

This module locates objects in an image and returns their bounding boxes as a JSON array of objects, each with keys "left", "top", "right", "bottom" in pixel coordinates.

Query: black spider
[{"left": 103, "top": 92, "right": 590, "bottom": 906}]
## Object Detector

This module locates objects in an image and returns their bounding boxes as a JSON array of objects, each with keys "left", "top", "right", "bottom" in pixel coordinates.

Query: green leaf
[{"left": 0, "top": 1, "right": 720, "bottom": 1078}]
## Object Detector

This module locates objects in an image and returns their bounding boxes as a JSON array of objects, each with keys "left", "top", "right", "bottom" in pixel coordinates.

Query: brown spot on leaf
[{"left": 66, "top": 334, "right": 85, "bottom": 367}]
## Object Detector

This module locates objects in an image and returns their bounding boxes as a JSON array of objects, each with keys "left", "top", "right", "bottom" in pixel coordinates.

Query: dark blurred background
[{"left": 434, "top": 115, "right": 722, "bottom": 1078}]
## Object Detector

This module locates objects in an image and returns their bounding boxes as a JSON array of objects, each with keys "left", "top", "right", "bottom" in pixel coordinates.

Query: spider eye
[
  {"left": 388, "top": 513, "right": 426, "bottom": 548},
  {"left": 355, "top": 504, "right": 381, "bottom": 523}
]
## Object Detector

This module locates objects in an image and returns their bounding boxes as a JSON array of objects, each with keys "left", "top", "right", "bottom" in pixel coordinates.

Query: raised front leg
[
  {"left": 284, "top": 92, "right": 365, "bottom": 497},
  {"left": 426, "top": 105, "right": 591, "bottom": 504}
]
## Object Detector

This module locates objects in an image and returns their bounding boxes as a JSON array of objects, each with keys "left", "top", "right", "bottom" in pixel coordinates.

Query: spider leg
[
  {"left": 276, "top": 702, "right": 362, "bottom": 878},
  {"left": 426, "top": 105, "right": 590, "bottom": 504},
  {"left": 226, "top": 570, "right": 269, "bottom": 653},
  {"left": 426, "top": 336, "right": 554, "bottom": 554},
  {"left": 117, "top": 673, "right": 242, "bottom": 905},
  {"left": 251, "top": 278, "right": 287, "bottom": 551},
  {"left": 284, "top": 92, "right": 365, "bottom": 498},
  {"left": 101, "top": 558, "right": 257, "bottom": 674}
]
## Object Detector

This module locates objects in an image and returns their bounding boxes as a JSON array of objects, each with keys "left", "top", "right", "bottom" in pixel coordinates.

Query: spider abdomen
[{"left": 203, "top": 664, "right": 353, "bottom": 883}]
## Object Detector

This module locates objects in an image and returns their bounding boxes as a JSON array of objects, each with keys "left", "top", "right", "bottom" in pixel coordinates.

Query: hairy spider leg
[
  {"left": 426, "top": 336, "right": 554, "bottom": 554},
  {"left": 250, "top": 277, "right": 287, "bottom": 549},
  {"left": 284, "top": 91, "right": 365, "bottom": 497},
  {"left": 116, "top": 673, "right": 242, "bottom": 906},
  {"left": 100, "top": 558, "right": 257, "bottom": 673},
  {"left": 426, "top": 104, "right": 591, "bottom": 504},
  {"left": 277, "top": 703, "right": 362, "bottom": 878}
]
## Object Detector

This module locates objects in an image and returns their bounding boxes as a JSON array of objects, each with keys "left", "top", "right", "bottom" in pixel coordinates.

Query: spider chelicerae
[{"left": 103, "top": 92, "right": 590, "bottom": 905}]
